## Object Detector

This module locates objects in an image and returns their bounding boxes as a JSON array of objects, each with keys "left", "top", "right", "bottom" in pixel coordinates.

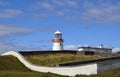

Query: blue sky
[{"left": 0, "top": 0, "right": 120, "bottom": 53}]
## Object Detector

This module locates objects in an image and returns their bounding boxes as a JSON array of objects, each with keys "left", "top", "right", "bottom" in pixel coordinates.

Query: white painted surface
[
  {"left": 55, "top": 30, "right": 61, "bottom": 34},
  {"left": 53, "top": 43, "right": 63, "bottom": 50},
  {"left": 1, "top": 51, "right": 97, "bottom": 76},
  {"left": 78, "top": 47, "right": 112, "bottom": 53},
  {"left": 78, "top": 48, "right": 83, "bottom": 51}
]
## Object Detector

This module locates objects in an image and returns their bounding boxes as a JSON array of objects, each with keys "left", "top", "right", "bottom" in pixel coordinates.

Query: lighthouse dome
[{"left": 55, "top": 30, "right": 61, "bottom": 34}]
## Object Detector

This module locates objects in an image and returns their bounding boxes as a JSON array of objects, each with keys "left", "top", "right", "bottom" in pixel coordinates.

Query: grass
[
  {"left": 0, "top": 56, "right": 68, "bottom": 77},
  {"left": 1, "top": 54, "right": 120, "bottom": 77},
  {"left": 24, "top": 53, "right": 103, "bottom": 66}
]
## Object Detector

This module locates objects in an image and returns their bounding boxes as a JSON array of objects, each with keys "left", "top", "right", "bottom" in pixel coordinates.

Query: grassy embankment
[
  {"left": 24, "top": 53, "right": 103, "bottom": 66},
  {"left": 0, "top": 54, "right": 120, "bottom": 77},
  {"left": 0, "top": 56, "right": 67, "bottom": 77}
]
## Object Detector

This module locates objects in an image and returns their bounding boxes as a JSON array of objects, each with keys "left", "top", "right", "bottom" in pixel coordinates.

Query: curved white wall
[{"left": 1, "top": 51, "right": 97, "bottom": 76}]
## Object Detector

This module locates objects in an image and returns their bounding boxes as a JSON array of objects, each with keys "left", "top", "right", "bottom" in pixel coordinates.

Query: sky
[{"left": 0, "top": 0, "right": 120, "bottom": 53}]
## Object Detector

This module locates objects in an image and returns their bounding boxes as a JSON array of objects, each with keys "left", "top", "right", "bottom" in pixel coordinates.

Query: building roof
[
  {"left": 78, "top": 46, "right": 112, "bottom": 50},
  {"left": 55, "top": 29, "right": 61, "bottom": 34}
]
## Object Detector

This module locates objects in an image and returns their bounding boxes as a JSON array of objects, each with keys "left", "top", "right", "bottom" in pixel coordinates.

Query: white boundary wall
[{"left": 1, "top": 51, "right": 97, "bottom": 76}]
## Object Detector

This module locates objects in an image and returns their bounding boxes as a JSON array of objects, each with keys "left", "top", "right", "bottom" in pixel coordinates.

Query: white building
[
  {"left": 52, "top": 29, "right": 64, "bottom": 51},
  {"left": 78, "top": 45, "right": 112, "bottom": 53}
]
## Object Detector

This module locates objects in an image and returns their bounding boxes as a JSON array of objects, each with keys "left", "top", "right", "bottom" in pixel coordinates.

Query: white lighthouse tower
[{"left": 52, "top": 29, "right": 64, "bottom": 51}]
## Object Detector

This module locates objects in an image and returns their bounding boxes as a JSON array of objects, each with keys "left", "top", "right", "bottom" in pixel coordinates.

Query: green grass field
[{"left": 0, "top": 54, "right": 120, "bottom": 77}]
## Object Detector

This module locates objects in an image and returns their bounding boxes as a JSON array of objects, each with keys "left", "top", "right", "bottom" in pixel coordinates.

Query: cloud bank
[
  {"left": 0, "top": 9, "right": 22, "bottom": 18},
  {"left": 0, "top": 0, "right": 120, "bottom": 24},
  {"left": 0, "top": 24, "right": 35, "bottom": 36},
  {"left": 64, "top": 45, "right": 79, "bottom": 50},
  {"left": 0, "top": 24, "right": 37, "bottom": 53},
  {"left": 30, "top": 0, "right": 120, "bottom": 24}
]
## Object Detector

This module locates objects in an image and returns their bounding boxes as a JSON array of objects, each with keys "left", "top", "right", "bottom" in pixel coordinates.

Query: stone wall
[
  {"left": 97, "top": 57, "right": 120, "bottom": 72},
  {"left": 58, "top": 56, "right": 120, "bottom": 73}
]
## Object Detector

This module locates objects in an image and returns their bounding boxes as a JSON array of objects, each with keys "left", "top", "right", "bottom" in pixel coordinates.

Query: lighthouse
[{"left": 52, "top": 29, "right": 64, "bottom": 51}]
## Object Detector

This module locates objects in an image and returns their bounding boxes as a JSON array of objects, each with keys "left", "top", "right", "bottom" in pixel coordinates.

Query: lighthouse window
[
  {"left": 60, "top": 43, "right": 62, "bottom": 46},
  {"left": 55, "top": 34, "right": 62, "bottom": 38}
]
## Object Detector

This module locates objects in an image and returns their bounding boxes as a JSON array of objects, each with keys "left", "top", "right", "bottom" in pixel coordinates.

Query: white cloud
[
  {"left": 0, "top": 24, "right": 35, "bottom": 36},
  {"left": 52, "top": 0, "right": 65, "bottom": 6},
  {"left": 29, "top": 0, "right": 120, "bottom": 24},
  {"left": 41, "top": 3, "right": 53, "bottom": 9},
  {"left": 31, "top": 0, "right": 78, "bottom": 17},
  {"left": 64, "top": 16, "right": 79, "bottom": 22},
  {"left": 0, "top": 24, "right": 38, "bottom": 53},
  {"left": 52, "top": 0, "right": 78, "bottom": 7},
  {"left": 0, "top": 39, "right": 42, "bottom": 53},
  {"left": 112, "top": 48, "right": 120, "bottom": 53},
  {"left": 0, "top": 24, "right": 56, "bottom": 53},
  {"left": 64, "top": 45, "right": 79, "bottom": 50},
  {"left": 0, "top": 1, "right": 9, "bottom": 6},
  {"left": 0, "top": 9, "right": 22, "bottom": 18},
  {"left": 33, "top": 2, "right": 53, "bottom": 10},
  {"left": 81, "top": 1, "right": 120, "bottom": 24},
  {"left": 60, "top": 1, "right": 120, "bottom": 24},
  {"left": 65, "top": 0, "right": 78, "bottom": 7},
  {"left": 0, "top": 38, "right": 18, "bottom": 53},
  {"left": 16, "top": 45, "right": 42, "bottom": 51},
  {"left": 54, "top": 11, "right": 64, "bottom": 16}
]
